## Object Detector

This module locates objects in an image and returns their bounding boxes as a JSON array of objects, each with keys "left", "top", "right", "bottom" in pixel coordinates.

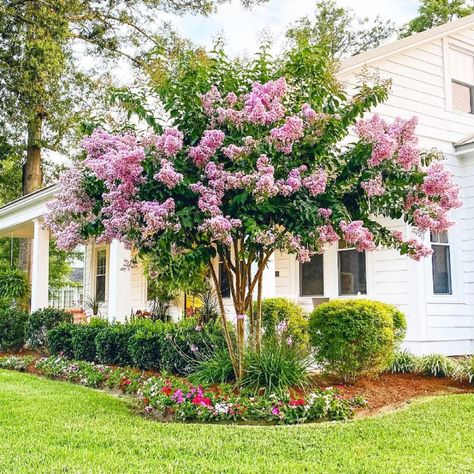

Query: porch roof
[{"left": 0, "top": 185, "right": 57, "bottom": 238}]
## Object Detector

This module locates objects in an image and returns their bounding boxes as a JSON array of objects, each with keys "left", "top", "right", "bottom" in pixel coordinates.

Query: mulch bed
[
  {"left": 2, "top": 350, "right": 473, "bottom": 417},
  {"left": 328, "top": 373, "right": 474, "bottom": 416}
]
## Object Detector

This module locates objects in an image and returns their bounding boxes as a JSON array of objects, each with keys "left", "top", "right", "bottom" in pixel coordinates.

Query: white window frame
[
  {"left": 443, "top": 38, "right": 474, "bottom": 114},
  {"left": 93, "top": 245, "right": 109, "bottom": 303}
]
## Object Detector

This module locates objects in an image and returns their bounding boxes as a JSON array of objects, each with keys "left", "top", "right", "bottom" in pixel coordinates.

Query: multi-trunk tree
[{"left": 45, "top": 42, "right": 461, "bottom": 380}]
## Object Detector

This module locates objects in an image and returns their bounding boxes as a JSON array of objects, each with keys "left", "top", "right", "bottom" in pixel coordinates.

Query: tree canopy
[
  {"left": 401, "top": 0, "right": 474, "bottom": 37},
  {"left": 45, "top": 40, "right": 461, "bottom": 378}
]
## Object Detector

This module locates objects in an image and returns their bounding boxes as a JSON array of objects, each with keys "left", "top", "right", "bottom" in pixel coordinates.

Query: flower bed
[{"left": 0, "top": 355, "right": 361, "bottom": 425}]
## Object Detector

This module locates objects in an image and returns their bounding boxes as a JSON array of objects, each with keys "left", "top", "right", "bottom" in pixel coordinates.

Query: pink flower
[
  {"left": 303, "top": 169, "right": 327, "bottom": 196},
  {"left": 154, "top": 159, "right": 183, "bottom": 189},
  {"left": 361, "top": 174, "right": 384, "bottom": 197}
]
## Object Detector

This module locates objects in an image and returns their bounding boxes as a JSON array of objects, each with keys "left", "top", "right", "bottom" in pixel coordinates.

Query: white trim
[{"left": 340, "top": 14, "right": 474, "bottom": 74}]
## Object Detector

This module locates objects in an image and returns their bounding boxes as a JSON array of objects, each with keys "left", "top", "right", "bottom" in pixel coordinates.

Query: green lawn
[{"left": 0, "top": 370, "right": 473, "bottom": 473}]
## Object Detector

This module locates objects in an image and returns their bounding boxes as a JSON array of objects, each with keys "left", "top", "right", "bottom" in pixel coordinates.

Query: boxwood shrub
[
  {"left": 95, "top": 324, "right": 137, "bottom": 366},
  {"left": 253, "top": 297, "right": 309, "bottom": 348},
  {"left": 309, "top": 299, "right": 407, "bottom": 383},
  {"left": 0, "top": 308, "right": 28, "bottom": 351},
  {"left": 47, "top": 323, "right": 77, "bottom": 358},
  {"left": 72, "top": 326, "right": 103, "bottom": 362},
  {"left": 128, "top": 321, "right": 164, "bottom": 370},
  {"left": 160, "top": 318, "right": 227, "bottom": 376},
  {"left": 27, "top": 307, "right": 73, "bottom": 349}
]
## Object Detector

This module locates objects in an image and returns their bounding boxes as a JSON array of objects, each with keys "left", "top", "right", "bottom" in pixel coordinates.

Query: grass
[{"left": 1, "top": 370, "right": 473, "bottom": 473}]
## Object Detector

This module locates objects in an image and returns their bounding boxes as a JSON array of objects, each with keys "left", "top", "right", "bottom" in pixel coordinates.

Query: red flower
[
  {"left": 161, "top": 385, "right": 172, "bottom": 396},
  {"left": 191, "top": 396, "right": 212, "bottom": 407},
  {"left": 289, "top": 398, "right": 305, "bottom": 407},
  {"left": 121, "top": 378, "right": 131, "bottom": 386}
]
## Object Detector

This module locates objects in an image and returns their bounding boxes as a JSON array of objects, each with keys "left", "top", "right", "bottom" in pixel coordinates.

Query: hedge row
[
  {"left": 0, "top": 307, "right": 72, "bottom": 352},
  {"left": 47, "top": 317, "right": 227, "bottom": 375}
]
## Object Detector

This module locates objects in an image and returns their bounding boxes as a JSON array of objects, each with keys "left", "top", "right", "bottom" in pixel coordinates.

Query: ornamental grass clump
[
  {"left": 188, "top": 347, "right": 235, "bottom": 385},
  {"left": 452, "top": 357, "right": 474, "bottom": 385},
  {"left": 416, "top": 353, "right": 454, "bottom": 378},
  {"left": 388, "top": 350, "right": 419, "bottom": 374}
]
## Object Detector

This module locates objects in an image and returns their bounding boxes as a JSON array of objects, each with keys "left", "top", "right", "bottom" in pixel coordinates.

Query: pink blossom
[
  {"left": 302, "top": 169, "right": 327, "bottom": 196},
  {"left": 361, "top": 174, "right": 385, "bottom": 197},
  {"left": 198, "top": 216, "right": 241, "bottom": 245},
  {"left": 339, "top": 221, "right": 376, "bottom": 252},
  {"left": 269, "top": 116, "right": 304, "bottom": 154},
  {"left": 154, "top": 159, "right": 183, "bottom": 189},
  {"left": 188, "top": 130, "right": 225, "bottom": 167}
]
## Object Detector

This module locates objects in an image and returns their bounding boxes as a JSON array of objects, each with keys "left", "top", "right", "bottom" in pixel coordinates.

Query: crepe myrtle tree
[{"left": 45, "top": 60, "right": 461, "bottom": 379}]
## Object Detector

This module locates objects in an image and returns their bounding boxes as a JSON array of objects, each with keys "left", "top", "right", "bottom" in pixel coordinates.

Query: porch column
[
  {"left": 31, "top": 219, "right": 49, "bottom": 312},
  {"left": 108, "top": 240, "right": 133, "bottom": 322},
  {"left": 260, "top": 254, "right": 276, "bottom": 299}
]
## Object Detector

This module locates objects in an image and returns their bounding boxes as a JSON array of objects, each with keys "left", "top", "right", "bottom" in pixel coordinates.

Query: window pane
[
  {"left": 96, "top": 249, "right": 107, "bottom": 302},
  {"left": 219, "top": 262, "right": 230, "bottom": 298},
  {"left": 300, "top": 254, "right": 324, "bottom": 296},
  {"left": 96, "top": 275, "right": 106, "bottom": 302},
  {"left": 432, "top": 245, "right": 452, "bottom": 294},
  {"left": 452, "top": 82, "right": 472, "bottom": 113},
  {"left": 338, "top": 250, "right": 367, "bottom": 295},
  {"left": 430, "top": 231, "right": 448, "bottom": 244}
]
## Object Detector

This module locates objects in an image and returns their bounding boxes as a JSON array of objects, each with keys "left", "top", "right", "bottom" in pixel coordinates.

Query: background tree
[
  {"left": 0, "top": 0, "right": 266, "bottom": 279},
  {"left": 401, "top": 0, "right": 474, "bottom": 37},
  {"left": 286, "top": 0, "right": 397, "bottom": 58}
]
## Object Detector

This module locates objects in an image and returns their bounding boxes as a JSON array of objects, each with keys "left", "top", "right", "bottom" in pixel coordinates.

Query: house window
[
  {"left": 431, "top": 231, "right": 452, "bottom": 295},
  {"left": 338, "top": 241, "right": 367, "bottom": 295},
  {"left": 450, "top": 48, "right": 474, "bottom": 113},
  {"left": 219, "top": 261, "right": 230, "bottom": 298},
  {"left": 95, "top": 249, "right": 107, "bottom": 302},
  {"left": 300, "top": 254, "right": 324, "bottom": 296}
]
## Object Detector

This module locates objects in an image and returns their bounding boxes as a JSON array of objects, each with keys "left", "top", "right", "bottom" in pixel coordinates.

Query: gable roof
[{"left": 340, "top": 13, "right": 474, "bottom": 74}]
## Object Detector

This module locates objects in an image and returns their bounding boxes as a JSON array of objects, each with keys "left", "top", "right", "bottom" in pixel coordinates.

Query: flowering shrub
[
  {"left": 0, "top": 355, "right": 33, "bottom": 371},
  {"left": 45, "top": 43, "right": 461, "bottom": 377}
]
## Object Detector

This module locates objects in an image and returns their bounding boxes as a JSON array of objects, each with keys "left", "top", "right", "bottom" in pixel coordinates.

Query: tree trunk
[{"left": 19, "top": 114, "right": 44, "bottom": 278}]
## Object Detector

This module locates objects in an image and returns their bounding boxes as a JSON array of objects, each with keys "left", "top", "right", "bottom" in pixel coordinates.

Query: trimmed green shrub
[
  {"left": 72, "top": 326, "right": 102, "bottom": 362},
  {"left": 0, "top": 308, "right": 28, "bottom": 351},
  {"left": 27, "top": 307, "right": 73, "bottom": 349},
  {"left": 189, "top": 347, "right": 235, "bottom": 385},
  {"left": 88, "top": 317, "right": 109, "bottom": 328},
  {"left": 452, "top": 356, "right": 474, "bottom": 385},
  {"left": 253, "top": 297, "right": 309, "bottom": 348},
  {"left": 95, "top": 324, "right": 137, "bottom": 366},
  {"left": 416, "top": 353, "right": 454, "bottom": 378},
  {"left": 47, "top": 323, "right": 77, "bottom": 358},
  {"left": 160, "top": 318, "right": 227, "bottom": 375},
  {"left": 388, "top": 350, "right": 418, "bottom": 374},
  {"left": 128, "top": 321, "right": 164, "bottom": 370},
  {"left": 242, "top": 338, "right": 310, "bottom": 395},
  {"left": 309, "top": 299, "right": 407, "bottom": 383}
]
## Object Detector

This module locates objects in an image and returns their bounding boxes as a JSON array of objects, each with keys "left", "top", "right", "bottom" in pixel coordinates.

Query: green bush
[
  {"left": 416, "top": 353, "right": 454, "bottom": 378},
  {"left": 388, "top": 350, "right": 418, "bottom": 374},
  {"left": 47, "top": 323, "right": 77, "bottom": 357},
  {"left": 128, "top": 321, "right": 164, "bottom": 370},
  {"left": 72, "top": 326, "right": 102, "bottom": 362},
  {"left": 309, "top": 299, "right": 407, "bottom": 383},
  {"left": 26, "top": 307, "right": 73, "bottom": 349},
  {"left": 242, "top": 338, "right": 310, "bottom": 395},
  {"left": 452, "top": 356, "right": 474, "bottom": 385},
  {"left": 0, "top": 308, "right": 28, "bottom": 351},
  {"left": 95, "top": 324, "right": 137, "bottom": 366},
  {"left": 253, "top": 297, "right": 309, "bottom": 348},
  {"left": 189, "top": 347, "right": 235, "bottom": 385},
  {"left": 159, "top": 318, "right": 227, "bottom": 375}
]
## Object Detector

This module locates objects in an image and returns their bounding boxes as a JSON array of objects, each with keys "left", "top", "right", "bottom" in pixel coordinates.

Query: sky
[{"left": 160, "top": 0, "right": 420, "bottom": 57}]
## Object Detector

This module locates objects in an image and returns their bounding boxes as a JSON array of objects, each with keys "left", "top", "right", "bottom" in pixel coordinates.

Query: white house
[{"left": 1, "top": 15, "right": 474, "bottom": 355}]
